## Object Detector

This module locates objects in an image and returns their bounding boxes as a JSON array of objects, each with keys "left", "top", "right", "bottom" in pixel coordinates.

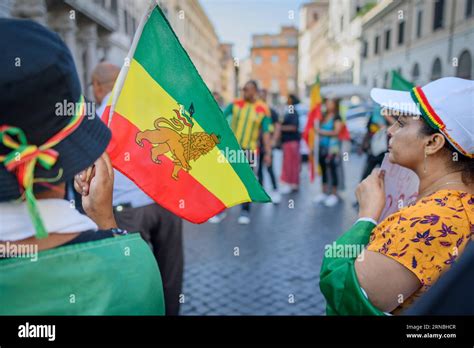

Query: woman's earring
[{"left": 423, "top": 148, "right": 428, "bottom": 173}]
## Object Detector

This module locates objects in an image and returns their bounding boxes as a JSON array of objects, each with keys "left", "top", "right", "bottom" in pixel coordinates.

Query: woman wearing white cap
[{"left": 320, "top": 77, "right": 473, "bottom": 315}]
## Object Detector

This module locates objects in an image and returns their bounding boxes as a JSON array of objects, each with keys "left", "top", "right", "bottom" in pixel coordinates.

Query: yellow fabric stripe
[
  {"left": 234, "top": 103, "right": 249, "bottom": 146},
  {"left": 241, "top": 106, "right": 257, "bottom": 149},
  {"left": 114, "top": 59, "right": 251, "bottom": 205}
]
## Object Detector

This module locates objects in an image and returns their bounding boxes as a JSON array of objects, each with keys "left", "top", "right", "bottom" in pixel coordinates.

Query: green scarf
[{"left": 319, "top": 220, "right": 386, "bottom": 316}]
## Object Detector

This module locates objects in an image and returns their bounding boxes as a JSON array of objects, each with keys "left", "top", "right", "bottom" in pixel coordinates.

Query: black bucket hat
[{"left": 0, "top": 19, "right": 111, "bottom": 233}]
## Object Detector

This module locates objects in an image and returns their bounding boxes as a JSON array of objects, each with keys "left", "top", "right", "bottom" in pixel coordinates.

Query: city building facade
[
  {"left": 360, "top": 0, "right": 474, "bottom": 88},
  {"left": 2, "top": 0, "right": 227, "bottom": 98},
  {"left": 219, "top": 43, "right": 237, "bottom": 103},
  {"left": 297, "top": 0, "right": 377, "bottom": 100},
  {"left": 251, "top": 26, "right": 298, "bottom": 105}
]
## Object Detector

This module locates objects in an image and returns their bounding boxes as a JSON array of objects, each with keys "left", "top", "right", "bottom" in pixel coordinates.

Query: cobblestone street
[{"left": 181, "top": 150, "right": 365, "bottom": 315}]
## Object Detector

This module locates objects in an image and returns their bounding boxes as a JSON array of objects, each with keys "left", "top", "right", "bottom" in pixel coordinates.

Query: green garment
[
  {"left": 0, "top": 233, "right": 165, "bottom": 315},
  {"left": 319, "top": 220, "right": 386, "bottom": 316}
]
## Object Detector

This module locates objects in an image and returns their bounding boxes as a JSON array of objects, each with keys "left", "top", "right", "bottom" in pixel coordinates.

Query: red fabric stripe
[
  {"left": 415, "top": 86, "right": 445, "bottom": 128},
  {"left": 105, "top": 110, "right": 227, "bottom": 223}
]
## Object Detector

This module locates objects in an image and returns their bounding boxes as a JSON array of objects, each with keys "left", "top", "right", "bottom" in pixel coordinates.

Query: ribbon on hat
[
  {"left": 0, "top": 95, "right": 86, "bottom": 239},
  {"left": 410, "top": 86, "right": 446, "bottom": 131},
  {"left": 410, "top": 86, "right": 472, "bottom": 158}
]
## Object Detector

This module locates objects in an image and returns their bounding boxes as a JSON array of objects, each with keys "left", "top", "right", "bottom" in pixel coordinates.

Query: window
[
  {"left": 288, "top": 54, "right": 296, "bottom": 64},
  {"left": 412, "top": 63, "right": 420, "bottom": 82},
  {"left": 385, "top": 29, "right": 391, "bottom": 50},
  {"left": 374, "top": 35, "right": 380, "bottom": 55},
  {"left": 271, "top": 79, "right": 279, "bottom": 92},
  {"left": 111, "top": 0, "right": 118, "bottom": 13},
  {"left": 383, "top": 71, "right": 389, "bottom": 88},
  {"left": 255, "top": 56, "right": 262, "bottom": 65},
  {"left": 467, "top": 0, "right": 474, "bottom": 18},
  {"left": 271, "top": 55, "right": 279, "bottom": 63},
  {"left": 433, "top": 0, "right": 445, "bottom": 30},
  {"left": 287, "top": 37, "right": 297, "bottom": 46},
  {"left": 456, "top": 50, "right": 472, "bottom": 79},
  {"left": 131, "top": 17, "right": 136, "bottom": 35},
  {"left": 287, "top": 78, "right": 296, "bottom": 91},
  {"left": 123, "top": 9, "right": 128, "bottom": 34},
  {"left": 398, "top": 21, "right": 405, "bottom": 45},
  {"left": 340, "top": 15, "right": 344, "bottom": 32},
  {"left": 271, "top": 39, "right": 278, "bottom": 47},
  {"left": 362, "top": 40, "right": 368, "bottom": 58},
  {"left": 417, "top": 10, "right": 423, "bottom": 38},
  {"left": 431, "top": 57, "right": 442, "bottom": 80}
]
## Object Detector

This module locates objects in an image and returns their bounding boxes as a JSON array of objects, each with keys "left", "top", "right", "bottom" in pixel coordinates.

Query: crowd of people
[{"left": 210, "top": 80, "right": 353, "bottom": 224}]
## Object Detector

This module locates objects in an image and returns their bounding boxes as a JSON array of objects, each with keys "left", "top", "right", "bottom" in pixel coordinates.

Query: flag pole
[{"left": 107, "top": 0, "right": 157, "bottom": 127}]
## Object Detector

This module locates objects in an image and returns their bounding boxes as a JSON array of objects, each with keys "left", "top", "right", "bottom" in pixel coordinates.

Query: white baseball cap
[{"left": 371, "top": 77, "right": 474, "bottom": 158}]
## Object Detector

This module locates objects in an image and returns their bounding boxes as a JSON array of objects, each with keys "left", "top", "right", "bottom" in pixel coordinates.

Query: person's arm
[
  {"left": 74, "top": 153, "right": 117, "bottom": 230},
  {"left": 223, "top": 103, "right": 233, "bottom": 126},
  {"left": 320, "top": 218, "right": 385, "bottom": 315},
  {"left": 271, "top": 110, "right": 281, "bottom": 146},
  {"left": 354, "top": 169, "right": 420, "bottom": 312},
  {"left": 318, "top": 118, "right": 342, "bottom": 136},
  {"left": 320, "top": 168, "right": 419, "bottom": 315},
  {"left": 354, "top": 250, "right": 421, "bottom": 312},
  {"left": 261, "top": 116, "right": 272, "bottom": 165}
]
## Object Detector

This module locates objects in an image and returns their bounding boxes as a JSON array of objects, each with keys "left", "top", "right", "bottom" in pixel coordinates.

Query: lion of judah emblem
[{"left": 135, "top": 108, "right": 220, "bottom": 180}]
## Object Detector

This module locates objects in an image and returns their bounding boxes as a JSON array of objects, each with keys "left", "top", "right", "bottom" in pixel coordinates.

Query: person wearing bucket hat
[
  {"left": 0, "top": 18, "right": 164, "bottom": 315},
  {"left": 320, "top": 77, "right": 473, "bottom": 315}
]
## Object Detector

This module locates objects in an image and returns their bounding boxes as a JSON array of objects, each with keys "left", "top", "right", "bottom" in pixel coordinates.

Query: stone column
[
  {"left": 49, "top": 10, "right": 83, "bottom": 89},
  {"left": 98, "top": 33, "right": 112, "bottom": 62},
  {"left": 11, "top": 0, "right": 47, "bottom": 24},
  {"left": 79, "top": 23, "right": 98, "bottom": 99}
]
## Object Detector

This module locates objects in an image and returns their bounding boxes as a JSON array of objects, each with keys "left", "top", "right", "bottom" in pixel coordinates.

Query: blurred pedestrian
[
  {"left": 88, "top": 62, "right": 184, "bottom": 316},
  {"left": 0, "top": 19, "right": 164, "bottom": 315},
  {"left": 209, "top": 80, "right": 272, "bottom": 224},
  {"left": 279, "top": 94, "right": 301, "bottom": 193},
  {"left": 359, "top": 105, "right": 396, "bottom": 181},
  {"left": 257, "top": 88, "right": 281, "bottom": 203},
  {"left": 313, "top": 98, "right": 343, "bottom": 207}
]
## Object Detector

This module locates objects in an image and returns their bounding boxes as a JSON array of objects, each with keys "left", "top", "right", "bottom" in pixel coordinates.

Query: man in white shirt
[{"left": 92, "top": 62, "right": 184, "bottom": 315}]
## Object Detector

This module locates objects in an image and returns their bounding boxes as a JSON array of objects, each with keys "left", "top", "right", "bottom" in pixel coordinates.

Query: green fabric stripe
[
  {"left": 232, "top": 104, "right": 242, "bottom": 133},
  {"left": 246, "top": 113, "right": 260, "bottom": 150},
  {"left": 133, "top": 6, "right": 269, "bottom": 202}
]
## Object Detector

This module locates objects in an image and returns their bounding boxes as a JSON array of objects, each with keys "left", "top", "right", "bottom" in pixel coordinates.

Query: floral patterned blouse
[{"left": 366, "top": 190, "right": 474, "bottom": 314}]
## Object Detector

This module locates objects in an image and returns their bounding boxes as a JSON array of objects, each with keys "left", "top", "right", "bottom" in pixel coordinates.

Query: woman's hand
[
  {"left": 74, "top": 153, "right": 117, "bottom": 230},
  {"left": 355, "top": 168, "right": 386, "bottom": 221}
]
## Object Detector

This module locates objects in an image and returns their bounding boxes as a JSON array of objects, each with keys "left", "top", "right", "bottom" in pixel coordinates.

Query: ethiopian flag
[
  {"left": 102, "top": 4, "right": 270, "bottom": 223},
  {"left": 302, "top": 76, "right": 322, "bottom": 182}
]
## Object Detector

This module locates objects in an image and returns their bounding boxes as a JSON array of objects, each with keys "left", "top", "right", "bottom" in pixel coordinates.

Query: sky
[{"left": 200, "top": 0, "right": 308, "bottom": 59}]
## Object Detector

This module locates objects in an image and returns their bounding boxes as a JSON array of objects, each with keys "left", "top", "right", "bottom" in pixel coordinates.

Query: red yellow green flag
[
  {"left": 103, "top": 4, "right": 270, "bottom": 223},
  {"left": 302, "top": 76, "right": 322, "bottom": 182}
]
